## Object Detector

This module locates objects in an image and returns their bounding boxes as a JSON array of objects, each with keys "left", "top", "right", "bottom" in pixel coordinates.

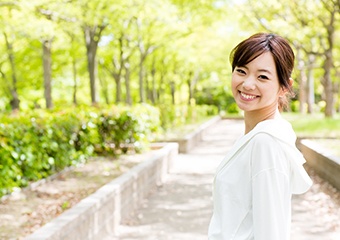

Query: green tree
[
  {"left": 0, "top": 3, "right": 22, "bottom": 110},
  {"left": 239, "top": 0, "right": 340, "bottom": 117}
]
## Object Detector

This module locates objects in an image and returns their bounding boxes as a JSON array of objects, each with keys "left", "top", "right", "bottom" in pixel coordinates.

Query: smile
[{"left": 239, "top": 91, "right": 259, "bottom": 100}]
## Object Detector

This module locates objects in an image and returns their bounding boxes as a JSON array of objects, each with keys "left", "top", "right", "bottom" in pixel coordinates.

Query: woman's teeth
[{"left": 240, "top": 92, "right": 257, "bottom": 100}]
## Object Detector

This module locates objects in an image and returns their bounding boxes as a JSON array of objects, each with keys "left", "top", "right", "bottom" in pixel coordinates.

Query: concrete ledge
[
  {"left": 171, "top": 115, "right": 221, "bottom": 153},
  {"left": 25, "top": 142, "right": 179, "bottom": 240},
  {"left": 297, "top": 139, "right": 340, "bottom": 191}
]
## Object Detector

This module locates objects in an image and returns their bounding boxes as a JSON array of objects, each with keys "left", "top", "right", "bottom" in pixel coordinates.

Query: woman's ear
[
  {"left": 289, "top": 78, "right": 294, "bottom": 87},
  {"left": 279, "top": 78, "right": 294, "bottom": 97}
]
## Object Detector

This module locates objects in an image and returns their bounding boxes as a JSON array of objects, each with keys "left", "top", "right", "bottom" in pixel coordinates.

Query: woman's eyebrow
[
  {"left": 237, "top": 66, "right": 273, "bottom": 76},
  {"left": 258, "top": 69, "right": 273, "bottom": 75}
]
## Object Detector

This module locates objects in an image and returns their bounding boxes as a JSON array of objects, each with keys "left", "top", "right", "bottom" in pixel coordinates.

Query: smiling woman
[
  {"left": 208, "top": 33, "right": 312, "bottom": 240},
  {"left": 231, "top": 33, "right": 295, "bottom": 115},
  {"left": 232, "top": 52, "right": 281, "bottom": 112}
]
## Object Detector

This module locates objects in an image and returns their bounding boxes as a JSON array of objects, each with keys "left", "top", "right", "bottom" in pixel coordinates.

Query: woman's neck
[{"left": 244, "top": 107, "right": 281, "bottom": 134}]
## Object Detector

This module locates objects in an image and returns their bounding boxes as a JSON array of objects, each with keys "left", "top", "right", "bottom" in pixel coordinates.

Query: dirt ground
[{"left": 0, "top": 151, "right": 155, "bottom": 240}]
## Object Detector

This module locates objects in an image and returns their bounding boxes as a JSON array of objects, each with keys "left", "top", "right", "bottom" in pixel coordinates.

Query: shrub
[
  {"left": 96, "top": 105, "right": 157, "bottom": 155},
  {"left": 0, "top": 104, "right": 160, "bottom": 197}
]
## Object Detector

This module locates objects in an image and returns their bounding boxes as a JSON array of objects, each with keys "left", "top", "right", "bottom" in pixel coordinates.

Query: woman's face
[{"left": 231, "top": 52, "right": 283, "bottom": 113}]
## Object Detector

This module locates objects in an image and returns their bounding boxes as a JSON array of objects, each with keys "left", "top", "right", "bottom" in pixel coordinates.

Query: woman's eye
[
  {"left": 258, "top": 75, "right": 268, "bottom": 80},
  {"left": 236, "top": 69, "right": 246, "bottom": 74}
]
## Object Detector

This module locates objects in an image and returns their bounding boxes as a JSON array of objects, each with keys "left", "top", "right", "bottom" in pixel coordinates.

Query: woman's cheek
[{"left": 231, "top": 76, "right": 240, "bottom": 95}]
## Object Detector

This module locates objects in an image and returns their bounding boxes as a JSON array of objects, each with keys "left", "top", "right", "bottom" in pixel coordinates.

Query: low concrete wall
[
  {"left": 298, "top": 139, "right": 340, "bottom": 191},
  {"left": 172, "top": 116, "right": 221, "bottom": 153},
  {"left": 25, "top": 142, "right": 178, "bottom": 240}
]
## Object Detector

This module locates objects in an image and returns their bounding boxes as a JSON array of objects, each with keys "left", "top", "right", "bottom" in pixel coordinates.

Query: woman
[{"left": 208, "top": 33, "right": 312, "bottom": 239}]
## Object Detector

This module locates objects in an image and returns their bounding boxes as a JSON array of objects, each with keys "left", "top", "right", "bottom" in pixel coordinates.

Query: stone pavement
[{"left": 115, "top": 119, "right": 340, "bottom": 240}]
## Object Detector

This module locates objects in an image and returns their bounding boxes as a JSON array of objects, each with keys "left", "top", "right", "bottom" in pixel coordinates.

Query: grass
[
  {"left": 282, "top": 112, "right": 340, "bottom": 138},
  {"left": 282, "top": 112, "right": 340, "bottom": 158}
]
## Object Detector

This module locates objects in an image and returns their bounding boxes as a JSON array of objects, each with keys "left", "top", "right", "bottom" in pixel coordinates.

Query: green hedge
[
  {"left": 0, "top": 103, "right": 216, "bottom": 197},
  {"left": 0, "top": 104, "right": 160, "bottom": 197},
  {"left": 96, "top": 104, "right": 160, "bottom": 155}
]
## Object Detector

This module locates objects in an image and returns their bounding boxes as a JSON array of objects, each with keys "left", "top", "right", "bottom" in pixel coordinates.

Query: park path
[{"left": 115, "top": 119, "right": 340, "bottom": 240}]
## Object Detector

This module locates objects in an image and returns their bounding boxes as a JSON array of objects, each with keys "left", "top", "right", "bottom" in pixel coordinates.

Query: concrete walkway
[{"left": 116, "top": 119, "right": 340, "bottom": 240}]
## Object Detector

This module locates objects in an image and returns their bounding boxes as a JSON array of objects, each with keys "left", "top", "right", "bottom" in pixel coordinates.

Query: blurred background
[
  {"left": 0, "top": 0, "right": 339, "bottom": 117},
  {"left": 1, "top": 1, "right": 340, "bottom": 238}
]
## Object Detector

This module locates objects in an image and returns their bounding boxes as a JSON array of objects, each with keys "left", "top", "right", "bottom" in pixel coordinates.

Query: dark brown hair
[{"left": 230, "top": 33, "right": 295, "bottom": 110}]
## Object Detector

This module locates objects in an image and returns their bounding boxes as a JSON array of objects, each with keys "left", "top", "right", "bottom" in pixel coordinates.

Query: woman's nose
[{"left": 242, "top": 78, "right": 256, "bottom": 90}]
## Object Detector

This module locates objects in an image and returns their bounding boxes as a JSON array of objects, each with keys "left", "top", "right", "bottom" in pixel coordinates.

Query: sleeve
[{"left": 251, "top": 133, "right": 291, "bottom": 240}]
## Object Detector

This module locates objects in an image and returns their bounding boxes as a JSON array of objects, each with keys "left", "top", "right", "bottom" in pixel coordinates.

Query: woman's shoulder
[
  {"left": 250, "top": 132, "right": 289, "bottom": 173},
  {"left": 252, "top": 131, "right": 277, "bottom": 141},
  {"left": 250, "top": 132, "right": 282, "bottom": 150},
  {"left": 251, "top": 118, "right": 296, "bottom": 146}
]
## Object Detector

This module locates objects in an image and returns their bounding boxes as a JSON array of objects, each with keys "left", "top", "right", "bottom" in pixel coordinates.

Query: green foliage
[
  {"left": 290, "top": 100, "right": 300, "bottom": 113},
  {"left": 0, "top": 104, "right": 160, "bottom": 197},
  {"left": 195, "top": 87, "right": 237, "bottom": 113},
  {"left": 0, "top": 0, "right": 241, "bottom": 113},
  {"left": 0, "top": 110, "right": 91, "bottom": 196},
  {"left": 97, "top": 104, "right": 160, "bottom": 154},
  {"left": 0, "top": 102, "right": 213, "bottom": 197},
  {"left": 158, "top": 103, "right": 218, "bottom": 131},
  {"left": 0, "top": 0, "right": 339, "bottom": 118}
]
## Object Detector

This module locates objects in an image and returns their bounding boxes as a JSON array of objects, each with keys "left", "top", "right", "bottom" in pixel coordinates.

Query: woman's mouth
[{"left": 239, "top": 91, "right": 259, "bottom": 101}]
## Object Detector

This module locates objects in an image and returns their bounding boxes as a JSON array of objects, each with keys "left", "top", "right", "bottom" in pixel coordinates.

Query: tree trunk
[
  {"left": 85, "top": 29, "right": 97, "bottom": 105},
  {"left": 188, "top": 73, "right": 193, "bottom": 105},
  {"left": 136, "top": 32, "right": 156, "bottom": 103},
  {"left": 146, "top": 72, "right": 151, "bottom": 102},
  {"left": 84, "top": 25, "right": 105, "bottom": 105},
  {"left": 72, "top": 58, "right": 78, "bottom": 105},
  {"left": 114, "top": 76, "right": 121, "bottom": 103},
  {"left": 139, "top": 58, "right": 145, "bottom": 103},
  {"left": 113, "top": 35, "right": 125, "bottom": 104},
  {"left": 187, "top": 70, "right": 200, "bottom": 105},
  {"left": 335, "top": 83, "right": 340, "bottom": 113},
  {"left": 124, "top": 63, "right": 132, "bottom": 105},
  {"left": 298, "top": 70, "right": 307, "bottom": 113},
  {"left": 170, "top": 81, "right": 175, "bottom": 105},
  {"left": 98, "top": 74, "right": 109, "bottom": 104},
  {"left": 150, "top": 60, "right": 157, "bottom": 104},
  {"left": 323, "top": 48, "right": 334, "bottom": 118},
  {"left": 336, "top": 69, "right": 340, "bottom": 113},
  {"left": 306, "top": 54, "right": 315, "bottom": 114},
  {"left": 43, "top": 39, "right": 53, "bottom": 109},
  {"left": 322, "top": 5, "right": 336, "bottom": 117},
  {"left": 158, "top": 71, "right": 165, "bottom": 103},
  {"left": 4, "top": 32, "right": 20, "bottom": 111},
  {"left": 296, "top": 49, "right": 307, "bottom": 113}
]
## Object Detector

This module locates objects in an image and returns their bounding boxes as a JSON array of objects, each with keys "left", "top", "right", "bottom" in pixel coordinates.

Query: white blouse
[{"left": 208, "top": 119, "right": 312, "bottom": 240}]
